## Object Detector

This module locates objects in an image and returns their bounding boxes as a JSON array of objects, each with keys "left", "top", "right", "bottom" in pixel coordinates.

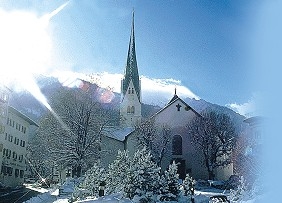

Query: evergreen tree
[
  {"left": 80, "top": 162, "right": 106, "bottom": 197},
  {"left": 124, "top": 147, "right": 160, "bottom": 200},
  {"left": 158, "top": 161, "right": 180, "bottom": 201},
  {"left": 107, "top": 150, "right": 130, "bottom": 194},
  {"left": 182, "top": 173, "right": 196, "bottom": 197}
]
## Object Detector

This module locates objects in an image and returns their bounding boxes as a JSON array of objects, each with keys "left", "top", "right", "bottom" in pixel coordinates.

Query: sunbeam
[
  {"left": 42, "top": 1, "right": 70, "bottom": 22},
  {"left": 0, "top": 2, "right": 69, "bottom": 112}
]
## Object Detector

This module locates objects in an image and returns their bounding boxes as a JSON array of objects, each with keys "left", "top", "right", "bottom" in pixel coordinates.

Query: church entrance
[{"left": 171, "top": 158, "right": 186, "bottom": 180}]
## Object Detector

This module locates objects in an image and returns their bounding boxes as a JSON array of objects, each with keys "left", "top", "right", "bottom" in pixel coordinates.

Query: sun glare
[
  {"left": 0, "top": 3, "right": 68, "bottom": 112},
  {"left": 0, "top": 9, "right": 51, "bottom": 84}
]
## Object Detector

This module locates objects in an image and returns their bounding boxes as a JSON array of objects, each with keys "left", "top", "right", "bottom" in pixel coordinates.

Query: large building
[
  {"left": 0, "top": 106, "right": 38, "bottom": 187},
  {"left": 102, "top": 12, "right": 233, "bottom": 181}
]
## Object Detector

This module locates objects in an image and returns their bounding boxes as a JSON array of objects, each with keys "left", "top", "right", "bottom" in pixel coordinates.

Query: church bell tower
[{"left": 120, "top": 11, "right": 141, "bottom": 127}]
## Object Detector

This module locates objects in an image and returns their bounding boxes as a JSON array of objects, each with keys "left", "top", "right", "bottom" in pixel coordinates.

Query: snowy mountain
[
  {"left": 8, "top": 75, "right": 247, "bottom": 133},
  {"left": 184, "top": 97, "right": 247, "bottom": 133}
]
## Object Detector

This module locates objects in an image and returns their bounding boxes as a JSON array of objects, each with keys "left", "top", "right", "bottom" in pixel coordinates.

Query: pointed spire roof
[
  {"left": 122, "top": 10, "right": 141, "bottom": 102},
  {"left": 168, "top": 87, "right": 179, "bottom": 104}
]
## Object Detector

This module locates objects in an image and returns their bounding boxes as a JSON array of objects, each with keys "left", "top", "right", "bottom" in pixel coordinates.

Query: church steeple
[
  {"left": 120, "top": 11, "right": 142, "bottom": 127},
  {"left": 122, "top": 11, "right": 141, "bottom": 102}
]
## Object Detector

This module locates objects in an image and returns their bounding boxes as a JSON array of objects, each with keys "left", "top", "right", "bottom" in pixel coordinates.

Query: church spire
[
  {"left": 122, "top": 10, "right": 141, "bottom": 102},
  {"left": 168, "top": 87, "right": 179, "bottom": 105}
]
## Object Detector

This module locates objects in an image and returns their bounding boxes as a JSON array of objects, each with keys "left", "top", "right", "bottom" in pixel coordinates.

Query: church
[{"left": 101, "top": 12, "right": 233, "bottom": 181}]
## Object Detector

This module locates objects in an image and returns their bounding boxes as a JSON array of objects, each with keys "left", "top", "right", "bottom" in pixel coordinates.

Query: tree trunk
[
  {"left": 208, "top": 170, "right": 215, "bottom": 180},
  {"left": 73, "top": 165, "right": 82, "bottom": 177}
]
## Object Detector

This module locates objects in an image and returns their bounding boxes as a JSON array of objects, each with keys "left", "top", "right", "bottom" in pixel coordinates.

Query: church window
[
  {"left": 172, "top": 135, "right": 182, "bottom": 155},
  {"left": 128, "top": 88, "right": 131, "bottom": 94},
  {"left": 131, "top": 106, "right": 135, "bottom": 114},
  {"left": 132, "top": 88, "right": 134, "bottom": 94},
  {"left": 127, "top": 106, "right": 131, "bottom": 113}
]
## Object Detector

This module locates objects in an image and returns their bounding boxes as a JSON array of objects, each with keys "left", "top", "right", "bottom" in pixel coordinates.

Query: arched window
[
  {"left": 131, "top": 106, "right": 135, "bottom": 114},
  {"left": 172, "top": 135, "right": 182, "bottom": 155},
  {"left": 127, "top": 106, "right": 131, "bottom": 113},
  {"left": 128, "top": 88, "right": 131, "bottom": 94},
  {"left": 132, "top": 88, "right": 134, "bottom": 94}
]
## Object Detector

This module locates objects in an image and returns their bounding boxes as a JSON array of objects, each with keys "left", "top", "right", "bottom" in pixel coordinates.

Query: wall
[
  {"left": 101, "top": 136, "right": 124, "bottom": 168},
  {"left": 0, "top": 107, "right": 36, "bottom": 187}
]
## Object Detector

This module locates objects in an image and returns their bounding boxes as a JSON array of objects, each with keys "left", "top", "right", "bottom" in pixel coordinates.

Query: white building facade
[{"left": 0, "top": 106, "right": 38, "bottom": 187}]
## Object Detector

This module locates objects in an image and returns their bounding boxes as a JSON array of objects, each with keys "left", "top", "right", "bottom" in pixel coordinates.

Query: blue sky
[{"left": 0, "top": 0, "right": 268, "bottom": 115}]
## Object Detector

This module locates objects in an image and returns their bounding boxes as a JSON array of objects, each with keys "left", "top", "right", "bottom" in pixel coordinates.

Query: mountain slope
[{"left": 8, "top": 76, "right": 247, "bottom": 134}]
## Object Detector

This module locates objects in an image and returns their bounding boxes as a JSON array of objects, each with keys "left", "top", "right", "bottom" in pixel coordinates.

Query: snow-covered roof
[
  {"left": 105, "top": 127, "right": 134, "bottom": 141},
  {"left": 8, "top": 106, "right": 39, "bottom": 127}
]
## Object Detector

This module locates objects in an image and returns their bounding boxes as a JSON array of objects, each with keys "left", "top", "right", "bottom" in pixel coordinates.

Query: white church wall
[
  {"left": 154, "top": 99, "right": 197, "bottom": 128},
  {"left": 101, "top": 136, "right": 124, "bottom": 168},
  {"left": 124, "top": 131, "right": 139, "bottom": 158}
]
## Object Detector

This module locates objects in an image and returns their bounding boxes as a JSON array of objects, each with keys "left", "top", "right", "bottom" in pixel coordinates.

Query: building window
[
  {"left": 15, "top": 169, "right": 19, "bottom": 178},
  {"left": 0, "top": 93, "right": 8, "bottom": 102},
  {"left": 127, "top": 106, "right": 131, "bottom": 113},
  {"left": 7, "top": 167, "right": 13, "bottom": 176},
  {"left": 20, "top": 140, "right": 26, "bottom": 147},
  {"left": 172, "top": 135, "right": 182, "bottom": 155},
  {"left": 8, "top": 134, "right": 13, "bottom": 142},
  {"left": 1, "top": 165, "right": 7, "bottom": 175},
  {"left": 131, "top": 106, "right": 135, "bottom": 114},
  {"left": 128, "top": 88, "right": 131, "bottom": 94},
  {"left": 3, "top": 148, "right": 6, "bottom": 157},
  {"left": 20, "top": 170, "right": 24, "bottom": 178},
  {"left": 19, "top": 155, "right": 23, "bottom": 162},
  {"left": 132, "top": 88, "right": 134, "bottom": 94},
  {"left": 0, "top": 106, "right": 5, "bottom": 117},
  {"left": 12, "top": 151, "right": 17, "bottom": 160},
  {"left": 7, "top": 149, "right": 11, "bottom": 158}
]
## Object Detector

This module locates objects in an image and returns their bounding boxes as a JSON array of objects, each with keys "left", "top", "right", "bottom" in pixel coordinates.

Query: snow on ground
[
  {"left": 23, "top": 182, "right": 262, "bottom": 203},
  {"left": 23, "top": 187, "right": 221, "bottom": 203},
  {"left": 24, "top": 190, "right": 263, "bottom": 203}
]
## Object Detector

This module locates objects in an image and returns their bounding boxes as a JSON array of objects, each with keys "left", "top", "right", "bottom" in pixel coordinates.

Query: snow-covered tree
[
  {"left": 187, "top": 110, "right": 237, "bottom": 180},
  {"left": 33, "top": 85, "right": 118, "bottom": 177},
  {"left": 106, "top": 150, "right": 130, "bottom": 194},
  {"left": 135, "top": 118, "right": 172, "bottom": 166},
  {"left": 124, "top": 147, "right": 160, "bottom": 201},
  {"left": 182, "top": 173, "right": 196, "bottom": 197},
  {"left": 158, "top": 161, "right": 180, "bottom": 202},
  {"left": 79, "top": 161, "right": 106, "bottom": 197},
  {"left": 26, "top": 134, "right": 54, "bottom": 179},
  {"left": 232, "top": 130, "right": 261, "bottom": 186},
  {"left": 229, "top": 176, "right": 248, "bottom": 202}
]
